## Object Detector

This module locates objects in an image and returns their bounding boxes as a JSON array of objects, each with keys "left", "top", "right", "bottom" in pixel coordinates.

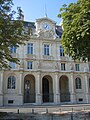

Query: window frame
[
  {"left": 75, "top": 64, "right": 80, "bottom": 71},
  {"left": 27, "top": 61, "right": 33, "bottom": 69},
  {"left": 27, "top": 43, "right": 33, "bottom": 54},
  {"left": 89, "top": 64, "right": 90, "bottom": 71},
  {"left": 44, "top": 44, "right": 50, "bottom": 56},
  {"left": 10, "top": 46, "right": 17, "bottom": 53},
  {"left": 60, "top": 46, "right": 64, "bottom": 56},
  {"left": 61, "top": 63, "right": 66, "bottom": 71},
  {"left": 9, "top": 62, "right": 16, "bottom": 69},
  {"left": 7, "top": 76, "right": 16, "bottom": 89},
  {"left": 89, "top": 78, "right": 90, "bottom": 88}
]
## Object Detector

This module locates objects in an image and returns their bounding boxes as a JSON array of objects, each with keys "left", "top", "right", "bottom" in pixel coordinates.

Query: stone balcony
[
  {"left": 11, "top": 53, "right": 19, "bottom": 58},
  {"left": 26, "top": 54, "right": 36, "bottom": 59},
  {"left": 43, "top": 55, "right": 54, "bottom": 60},
  {"left": 60, "top": 56, "right": 69, "bottom": 61}
]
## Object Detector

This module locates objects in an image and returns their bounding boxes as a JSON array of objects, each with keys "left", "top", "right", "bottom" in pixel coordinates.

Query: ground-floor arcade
[{"left": 0, "top": 71, "right": 90, "bottom": 106}]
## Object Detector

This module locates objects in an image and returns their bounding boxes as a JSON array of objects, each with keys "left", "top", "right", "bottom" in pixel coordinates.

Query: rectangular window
[
  {"left": 44, "top": 44, "right": 49, "bottom": 56},
  {"left": 27, "top": 43, "right": 33, "bottom": 54},
  {"left": 89, "top": 79, "right": 90, "bottom": 88},
  {"left": 9, "top": 62, "right": 16, "bottom": 69},
  {"left": 61, "top": 63, "right": 66, "bottom": 71},
  {"left": 75, "top": 64, "right": 80, "bottom": 71},
  {"left": 8, "top": 100, "right": 14, "bottom": 104},
  {"left": 60, "top": 46, "right": 64, "bottom": 56},
  {"left": 27, "top": 61, "right": 32, "bottom": 69},
  {"left": 79, "top": 98, "right": 83, "bottom": 102},
  {"left": 10, "top": 46, "right": 16, "bottom": 53},
  {"left": 89, "top": 64, "right": 90, "bottom": 71}
]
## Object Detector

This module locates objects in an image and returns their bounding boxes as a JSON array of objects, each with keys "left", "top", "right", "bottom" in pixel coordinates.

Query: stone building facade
[{"left": 0, "top": 17, "right": 90, "bottom": 106}]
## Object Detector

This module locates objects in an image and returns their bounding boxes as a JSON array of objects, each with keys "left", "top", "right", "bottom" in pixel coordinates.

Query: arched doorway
[
  {"left": 24, "top": 74, "right": 35, "bottom": 103},
  {"left": 42, "top": 75, "right": 53, "bottom": 103},
  {"left": 59, "top": 75, "right": 70, "bottom": 102}
]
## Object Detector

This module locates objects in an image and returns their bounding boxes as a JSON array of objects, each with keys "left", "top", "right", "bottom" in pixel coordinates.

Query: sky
[{"left": 13, "top": 0, "right": 77, "bottom": 25}]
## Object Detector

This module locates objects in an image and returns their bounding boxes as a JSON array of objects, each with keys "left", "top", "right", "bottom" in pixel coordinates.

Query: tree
[
  {"left": 0, "top": 0, "right": 29, "bottom": 68},
  {"left": 58, "top": 0, "right": 90, "bottom": 61}
]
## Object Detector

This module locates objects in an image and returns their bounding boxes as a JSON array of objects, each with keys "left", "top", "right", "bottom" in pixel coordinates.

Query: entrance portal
[
  {"left": 24, "top": 74, "right": 35, "bottom": 103},
  {"left": 42, "top": 75, "right": 53, "bottom": 103},
  {"left": 59, "top": 75, "right": 70, "bottom": 102}
]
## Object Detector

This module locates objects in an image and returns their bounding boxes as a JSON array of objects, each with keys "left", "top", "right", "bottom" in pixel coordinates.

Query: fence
[{"left": 0, "top": 105, "right": 90, "bottom": 120}]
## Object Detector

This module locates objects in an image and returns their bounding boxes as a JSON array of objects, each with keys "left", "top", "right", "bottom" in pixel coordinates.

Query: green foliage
[
  {"left": 58, "top": 0, "right": 90, "bottom": 61},
  {"left": 0, "top": 0, "right": 30, "bottom": 68}
]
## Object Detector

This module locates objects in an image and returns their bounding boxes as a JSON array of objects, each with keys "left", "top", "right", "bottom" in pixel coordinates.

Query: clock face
[{"left": 42, "top": 23, "right": 50, "bottom": 30}]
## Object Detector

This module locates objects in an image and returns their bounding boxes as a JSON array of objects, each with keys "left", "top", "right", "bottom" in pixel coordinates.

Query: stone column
[
  {"left": 19, "top": 72, "right": 23, "bottom": 95},
  {"left": 36, "top": 72, "right": 42, "bottom": 105},
  {"left": 54, "top": 73, "right": 60, "bottom": 104},
  {"left": 0, "top": 71, "right": 3, "bottom": 106},
  {"left": 18, "top": 71, "right": 23, "bottom": 105},
  {"left": 69, "top": 73, "right": 76, "bottom": 103},
  {"left": 85, "top": 74, "right": 89, "bottom": 103},
  {"left": 0, "top": 71, "right": 3, "bottom": 94}
]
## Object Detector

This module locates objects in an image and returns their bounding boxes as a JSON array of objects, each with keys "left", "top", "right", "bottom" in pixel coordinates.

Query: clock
[{"left": 42, "top": 22, "right": 50, "bottom": 30}]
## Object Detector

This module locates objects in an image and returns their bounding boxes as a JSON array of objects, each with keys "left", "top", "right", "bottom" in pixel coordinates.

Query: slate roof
[
  {"left": 56, "top": 25, "right": 63, "bottom": 38},
  {"left": 23, "top": 21, "right": 63, "bottom": 38},
  {"left": 23, "top": 21, "right": 36, "bottom": 28}
]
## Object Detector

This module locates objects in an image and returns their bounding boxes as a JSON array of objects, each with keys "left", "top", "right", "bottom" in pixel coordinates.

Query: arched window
[
  {"left": 7, "top": 76, "right": 16, "bottom": 89},
  {"left": 75, "top": 77, "right": 81, "bottom": 89}
]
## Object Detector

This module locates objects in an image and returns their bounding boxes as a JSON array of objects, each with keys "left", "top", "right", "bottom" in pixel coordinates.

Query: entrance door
[
  {"left": 24, "top": 80, "right": 30, "bottom": 103},
  {"left": 24, "top": 75, "right": 35, "bottom": 103},
  {"left": 60, "top": 76, "right": 70, "bottom": 102},
  {"left": 42, "top": 78, "right": 49, "bottom": 102}
]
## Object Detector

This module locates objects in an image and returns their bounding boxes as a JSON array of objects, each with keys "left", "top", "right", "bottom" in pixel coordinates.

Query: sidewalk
[{"left": 0, "top": 104, "right": 90, "bottom": 114}]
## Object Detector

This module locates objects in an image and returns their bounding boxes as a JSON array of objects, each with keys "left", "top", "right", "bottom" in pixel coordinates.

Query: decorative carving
[
  {"left": 84, "top": 66, "right": 88, "bottom": 72},
  {"left": 20, "top": 59, "right": 24, "bottom": 69},
  {"left": 37, "top": 61, "right": 41, "bottom": 69},
  {"left": 37, "top": 29, "right": 55, "bottom": 39},
  {"left": 69, "top": 63, "right": 74, "bottom": 70},
  {"left": 43, "top": 55, "right": 53, "bottom": 60},
  {"left": 26, "top": 54, "right": 36, "bottom": 59}
]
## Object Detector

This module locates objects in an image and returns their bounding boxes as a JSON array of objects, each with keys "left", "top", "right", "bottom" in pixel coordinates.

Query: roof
[
  {"left": 23, "top": 20, "right": 63, "bottom": 38},
  {"left": 23, "top": 21, "right": 36, "bottom": 28}
]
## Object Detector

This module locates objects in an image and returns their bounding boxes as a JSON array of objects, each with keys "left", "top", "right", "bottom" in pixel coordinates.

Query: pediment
[{"left": 36, "top": 17, "right": 56, "bottom": 24}]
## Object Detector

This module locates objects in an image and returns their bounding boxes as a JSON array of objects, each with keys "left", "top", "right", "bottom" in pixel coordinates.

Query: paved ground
[{"left": 0, "top": 104, "right": 90, "bottom": 114}]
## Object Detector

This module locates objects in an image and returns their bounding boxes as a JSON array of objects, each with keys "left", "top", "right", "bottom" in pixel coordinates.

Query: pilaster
[
  {"left": 18, "top": 71, "right": 23, "bottom": 105},
  {"left": 69, "top": 72, "right": 76, "bottom": 103},
  {"left": 84, "top": 73, "right": 89, "bottom": 103},
  {"left": 0, "top": 71, "right": 4, "bottom": 106},
  {"left": 36, "top": 72, "right": 42, "bottom": 104},
  {"left": 54, "top": 73, "right": 60, "bottom": 104}
]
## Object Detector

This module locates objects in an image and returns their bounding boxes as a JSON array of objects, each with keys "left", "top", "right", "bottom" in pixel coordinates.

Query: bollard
[
  {"left": 72, "top": 108, "right": 73, "bottom": 113},
  {"left": 88, "top": 112, "right": 90, "bottom": 117},
  {"left": 71, "top": 113, "right": 73, "bottom": 120},
  {"left": 51, "top": 114, "right": 53, "bottom": 120},
  {"left": 46, "top": 108, "right": 48, "bottom": 113},
  {"left": 71, "top": 108, "right": 73, "bottom": 120},
  {"left": 32, "top": 109, "right": 34, "bottom": 114},
  {"left": 17, "top": 109, "right": 19, "bottom": 114}
]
